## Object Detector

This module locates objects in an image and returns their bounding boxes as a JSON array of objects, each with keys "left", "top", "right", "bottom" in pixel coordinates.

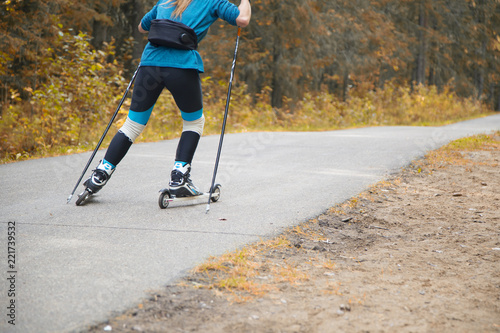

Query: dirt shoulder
[{"left": 88, "top": 133, "right": 500, "bottom": 333}]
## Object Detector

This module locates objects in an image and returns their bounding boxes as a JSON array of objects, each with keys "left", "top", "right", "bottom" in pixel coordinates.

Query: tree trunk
[
  {"left": 474, "top": 67, "right": 484, "bottom": 100},
  {"left": 428, "top": 66, "right": 434, "bottom": 86},
  {"left": 270, "top": 1, "right": 284, "bottom": 109},
  {"left": 271, "top": 43, "right": 283, "bottom": 109},
  {"left": 342, "top": 70, "right": 349, "bottom": 102},
  {"left": 127, "top": 0, "right": 148, "bottom": 64},
  {"left": 92, "top": 20, "right": 108, "bottom": 50},
  {"left": 497, "top": 84, "right": 500, "bottom": 111},
  {"left": 416, "top": 1, "right": 427, "bottom": 85},
  {"left": 474, "top": 1, "right": 487, "bottom": 101}
]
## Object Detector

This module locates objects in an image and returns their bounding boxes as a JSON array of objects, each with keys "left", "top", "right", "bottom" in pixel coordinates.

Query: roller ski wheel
[
  {"left": 158, "top": 189, "right": 172, "bottom": 209},
  {"left": 210, "top": 184, "right": 221, "bottom": 203},
  {"left": 158, "top": 184, "right": 221, "bottom": 209},
  {"left": 75, "top": 189, "right": 92, "bottom": 206}
]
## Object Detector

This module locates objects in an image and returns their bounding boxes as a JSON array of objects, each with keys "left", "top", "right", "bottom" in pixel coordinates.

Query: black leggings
[
  {"left": 130, "top": 66, "right": 203, "bottom": 115},
  {"left": 104, "top": 66, "right": 203, "bottom": 167}
]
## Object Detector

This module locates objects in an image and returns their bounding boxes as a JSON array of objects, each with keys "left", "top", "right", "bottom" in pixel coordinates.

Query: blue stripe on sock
[
  {"left": 181, "top": 109, "right": 203, "bottom": 121},
  {"left": 102, "top": 159, "right": 116, "bottom": 170},
  {"left": 174, "top": 161, "right": 188, "bottom": 168},
  {"left": 128, "top": 106, "right": 154, "bottom": 125}
]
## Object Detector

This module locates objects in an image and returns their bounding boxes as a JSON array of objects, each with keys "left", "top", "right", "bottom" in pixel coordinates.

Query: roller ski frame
[
  {"left": 74, "top": 184, "right": 221, "bottom": 208},
  {"left": 75, "top": 181, "right": 94, "bottom": 206},
  {"left": 158, "top": 184, "right": 221, "bottom": 209}
]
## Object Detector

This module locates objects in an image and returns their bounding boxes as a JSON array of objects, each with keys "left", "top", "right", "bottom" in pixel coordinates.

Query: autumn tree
[{"left": 2, "top": 0, "right": 499, "bottom": 111}]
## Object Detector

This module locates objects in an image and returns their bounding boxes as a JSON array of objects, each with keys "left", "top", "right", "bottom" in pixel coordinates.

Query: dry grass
[
  {"left": 187, "top": 234, "right": 312, "bottom": 302},
  {"left": 418, "top": 132, "right": 500, "bottom": 169}
]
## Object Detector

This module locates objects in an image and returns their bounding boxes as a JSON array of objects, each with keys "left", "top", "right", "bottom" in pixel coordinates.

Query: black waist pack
[{"left": 148, "top": 19, "right": 198, "bottom": 50}]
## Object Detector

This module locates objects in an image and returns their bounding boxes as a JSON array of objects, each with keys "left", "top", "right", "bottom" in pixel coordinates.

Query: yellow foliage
[
  {"left": 0, "top": 27, "right": 125, "bottom": 162},
  {"left": 0, "top": 54, "right": 493, "bottom": 163}
]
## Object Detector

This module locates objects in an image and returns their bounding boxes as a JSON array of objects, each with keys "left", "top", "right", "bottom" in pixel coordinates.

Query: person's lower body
[{"left": 84, "top": 66, "right": 205, "bottom": 196}]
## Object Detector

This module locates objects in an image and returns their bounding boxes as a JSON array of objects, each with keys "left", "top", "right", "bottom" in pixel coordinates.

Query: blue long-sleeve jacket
[{"left": 139, "top": 0, "right": 240, "bottom": 72}]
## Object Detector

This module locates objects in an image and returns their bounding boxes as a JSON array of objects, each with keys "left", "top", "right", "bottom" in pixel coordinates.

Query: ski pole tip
[
  {"left": 67, "top": 195, "right": 73, "bottom": 204},
  {"left": 205, "top": 204, "right": 211, "bottom": 214}
]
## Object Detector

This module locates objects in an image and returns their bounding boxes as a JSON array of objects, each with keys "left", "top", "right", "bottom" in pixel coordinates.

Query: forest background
[{"left": 1, "top": 0, "right": 499, "bottom": 162}]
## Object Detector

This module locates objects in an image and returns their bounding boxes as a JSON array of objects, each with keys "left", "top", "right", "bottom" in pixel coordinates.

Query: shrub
[{"left": 0, "top": 25, "right": 125, "bottom": 160}]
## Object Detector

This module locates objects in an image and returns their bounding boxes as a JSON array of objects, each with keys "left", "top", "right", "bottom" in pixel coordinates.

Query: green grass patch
[
  {"left": 414, "top": 131, "right": 500, "bottom": 170},
  {"left": 444, "top": 133, "right": 500, "bottom": 151}
]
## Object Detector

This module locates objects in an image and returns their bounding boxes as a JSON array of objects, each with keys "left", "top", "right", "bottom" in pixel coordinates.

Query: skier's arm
[
  {"left": 138, "top": 2, "right": 159, "bottom": 33},
  {"left": 236, "top": 0, "right": 251, "bottom": 27}
]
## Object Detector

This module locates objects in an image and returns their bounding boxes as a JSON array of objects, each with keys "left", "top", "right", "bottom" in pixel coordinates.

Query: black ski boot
[
  {"left": 169, "top": 164, "right": 202, "bottom": 197},
  {"left": 76, "top": 168, "right": 113, "bottom": 205}
]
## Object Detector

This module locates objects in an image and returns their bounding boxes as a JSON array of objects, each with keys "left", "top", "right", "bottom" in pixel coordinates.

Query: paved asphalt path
[{"left": 1, "top": 114, "right": 500, "bottom": 332}]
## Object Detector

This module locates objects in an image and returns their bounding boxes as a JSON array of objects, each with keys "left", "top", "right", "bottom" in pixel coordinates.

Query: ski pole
[
  {"left": 66, "top": 66, "right": 140, "bottom": 204},
  {"left": 206, "top": 27, "right": 241, "bottom": 213}
]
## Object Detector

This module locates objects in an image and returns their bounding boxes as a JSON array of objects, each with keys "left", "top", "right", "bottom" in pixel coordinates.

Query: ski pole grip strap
[{"left": 148, "top": 19, "right": 198, "bottom": 50}]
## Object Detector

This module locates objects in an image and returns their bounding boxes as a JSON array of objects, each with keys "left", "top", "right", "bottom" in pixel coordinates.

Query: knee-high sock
[
  {"left": 103, "top": 131, "right": 133, "bottom": 167},
  {"left": 103, "top": 117, "right": 147, "bottom": 167},
  {"left": 175, "top": 115, "right": 205, "bottom": 164},
  {"left": 175, "top": 131, "right": 200, "bottom": 164}
]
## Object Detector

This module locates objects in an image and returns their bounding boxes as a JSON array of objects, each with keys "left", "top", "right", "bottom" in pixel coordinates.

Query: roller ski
[
  {"left": 75, "top": 164, "right": 114, "bottom": 206},
  {"left": 158, "top": 163, "right": 221, "bottom": 209}
]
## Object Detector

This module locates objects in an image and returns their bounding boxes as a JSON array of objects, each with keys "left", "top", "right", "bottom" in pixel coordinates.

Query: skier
[{"left": 80, "top": 0, "right": 251, "bottom": 200}]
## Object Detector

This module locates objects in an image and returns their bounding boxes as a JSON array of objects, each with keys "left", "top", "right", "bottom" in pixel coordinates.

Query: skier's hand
[{"left": 236, "top": 0, "right": 251, "bottom": 28}]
